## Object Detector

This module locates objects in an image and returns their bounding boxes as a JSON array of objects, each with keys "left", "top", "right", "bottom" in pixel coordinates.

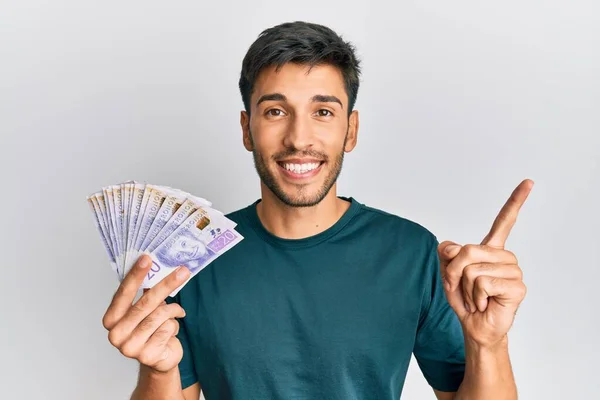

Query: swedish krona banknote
[{"left": 87, "top": 181, "right": 243, "bottom": 296}]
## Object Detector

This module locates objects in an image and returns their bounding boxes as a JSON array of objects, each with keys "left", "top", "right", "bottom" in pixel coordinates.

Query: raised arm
[{"left": 436, "top": 179, "right": 533, "bottom": 399}]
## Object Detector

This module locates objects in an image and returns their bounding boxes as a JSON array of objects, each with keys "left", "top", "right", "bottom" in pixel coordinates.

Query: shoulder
[
  {"left": 221, "top": 199, "right": 259, "bottom": 224},
  {"left": 218, "top": 202, "right": 258, "bottom": 238},
  {"left": 357, "top": 201, "right": 438, "bottom": 249},
  {"left": 224, "top": 206, "right": 250, "bottom": 224}
]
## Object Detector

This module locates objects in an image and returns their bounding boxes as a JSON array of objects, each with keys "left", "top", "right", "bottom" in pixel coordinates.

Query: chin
[
  {"left": 279, "top": 193, "right": 326, "bottom": 207},
  {"left": 270, "top": 180, "right": 334, "bottom": 208},
  {"left": 253, "top": 149, "right": 343, "bottom": 208}
]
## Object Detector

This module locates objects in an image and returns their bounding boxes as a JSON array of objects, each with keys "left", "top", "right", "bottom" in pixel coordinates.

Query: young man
[{"left": 103, "top": 21, "right": 532, "bottom": 400}]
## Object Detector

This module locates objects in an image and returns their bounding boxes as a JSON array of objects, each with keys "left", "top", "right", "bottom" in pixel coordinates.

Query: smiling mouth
[
  {"left": 276, "top": 160, "right": 325, "bottom": 180},
  {"left": 187, "top": 246, "right": 199, "bottom": 259},
  {"left": 277, "top": 160, "right": 324, "bottom": 173}
]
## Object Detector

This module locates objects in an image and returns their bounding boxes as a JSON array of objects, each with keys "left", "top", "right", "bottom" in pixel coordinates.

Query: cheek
[
  {"left": 314, "top": 121, "right": 347, "bottom": 141},
  {"left": 251, "top": 129, "right": 280, "bottom": 151},
  {"left": 252, "top": 134, "right": 283, "bottom": 161},
  {"left": 318, "top": 137, "right": 347, "bottom": 157},
  {"left": 253, "top": 119, "right": 345, "bottom": 154}
]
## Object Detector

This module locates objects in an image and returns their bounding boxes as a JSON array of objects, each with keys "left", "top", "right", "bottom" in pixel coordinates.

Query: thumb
[
  {"left": 438, "top": 241, "right": 462, "bottom": 265},
  {"left": 437, "top": 241, "right": 468, "bottom": 320},
  {"left": 438, "top": 241, "right": 462, "bottom": 288}
]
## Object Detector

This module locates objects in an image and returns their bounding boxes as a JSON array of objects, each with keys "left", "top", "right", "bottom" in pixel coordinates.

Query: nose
[{"left": 282, "top": 114, "right": 313, "bottom": 150}]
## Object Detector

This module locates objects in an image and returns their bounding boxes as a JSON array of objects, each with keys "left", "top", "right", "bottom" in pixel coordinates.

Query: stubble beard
[{"left": 249, "top": 129, "right": 347, "bottom": 208}]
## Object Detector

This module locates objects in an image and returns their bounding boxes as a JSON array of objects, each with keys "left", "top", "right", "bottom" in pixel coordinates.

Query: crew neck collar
[{"left": 243, "top": 196, "right": 362, "bottom": 249}]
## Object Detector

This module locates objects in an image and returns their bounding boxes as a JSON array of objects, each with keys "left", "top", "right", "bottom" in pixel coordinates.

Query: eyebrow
[{"left": 256, "top": 93, "right": 344, "bottom": 109}]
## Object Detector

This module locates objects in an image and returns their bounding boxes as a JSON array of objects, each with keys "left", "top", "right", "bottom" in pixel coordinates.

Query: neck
[{"left": 256, "top": 184, "right": 351, "bottom": 240}]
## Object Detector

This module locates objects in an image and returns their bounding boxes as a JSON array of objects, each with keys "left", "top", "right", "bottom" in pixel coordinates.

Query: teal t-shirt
[{"left": 167, "top": 197, "right": 465, "bottom": 399}]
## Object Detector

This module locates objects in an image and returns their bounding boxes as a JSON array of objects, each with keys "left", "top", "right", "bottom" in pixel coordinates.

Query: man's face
[{"left": 241, "top": 63, "right": 359, "bottom": 207}]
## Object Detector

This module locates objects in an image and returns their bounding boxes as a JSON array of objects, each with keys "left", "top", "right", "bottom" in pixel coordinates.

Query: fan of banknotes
[{"left": 87, "top": 180, "right": 244, "bottom": 296}]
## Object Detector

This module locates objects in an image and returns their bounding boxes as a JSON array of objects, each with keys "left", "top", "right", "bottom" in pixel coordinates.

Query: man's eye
[
  {"left": 266, "top": 109, "right": 284, "bottom": 116},
  {"left": 316, "top": 109, "right": 333, "bottom": 117}
]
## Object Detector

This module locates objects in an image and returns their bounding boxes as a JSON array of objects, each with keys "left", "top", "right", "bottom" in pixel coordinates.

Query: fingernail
[
  {"left": 445, "top": 245, "right": 460, "bottom": 255},
  {"left": 176, "top": 266, "right": 189, "bottom": 280},
  {"left": 464, "top": 302, "right": 471, "bottom": 313}
]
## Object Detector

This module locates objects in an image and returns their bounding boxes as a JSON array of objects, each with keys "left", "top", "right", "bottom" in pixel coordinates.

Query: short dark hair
[{"left": 238, "top": 21, "right": 362, "bottom": 117}]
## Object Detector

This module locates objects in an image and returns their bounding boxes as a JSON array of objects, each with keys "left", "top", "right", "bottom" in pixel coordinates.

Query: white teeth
[{"left": 283, "top": 162, "right": 320, "bottom": 174}]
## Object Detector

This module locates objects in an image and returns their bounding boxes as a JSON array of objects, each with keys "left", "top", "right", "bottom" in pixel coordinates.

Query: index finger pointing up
[{"left": 481, "top": 179, "right": 534, "bottom": 249}]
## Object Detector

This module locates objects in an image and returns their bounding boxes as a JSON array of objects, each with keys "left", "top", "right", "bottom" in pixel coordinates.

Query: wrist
[
  {"left": 463, "top": 334, "right": 511, "bottom": 381},
  {"left": 465, "top": 334, "right": 509, "bottom": 354},
  {"left": 132, "top": 363, "right": 184, "bottom": 400},
  {"left": 140, "top": 363, "right": 179, "bottom": 379},
  {"left": 458, "top": 334, "right": 516, "bottom": 400}
]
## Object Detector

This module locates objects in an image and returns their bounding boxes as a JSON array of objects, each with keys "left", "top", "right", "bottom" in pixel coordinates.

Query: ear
[
  {"left": 344, "top": 110, "right": 359, "bottom": 152},
  {"left": 241, "top": 111, "right": 253, "bottom": 151}
]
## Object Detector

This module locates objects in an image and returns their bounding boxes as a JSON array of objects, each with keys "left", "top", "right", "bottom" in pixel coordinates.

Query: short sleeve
[
  {"left": 165, "top": 293, "right": 199, "bottom": 390},
  {"left": 412, "top": 235, "right": 466, "bottom": 392}
]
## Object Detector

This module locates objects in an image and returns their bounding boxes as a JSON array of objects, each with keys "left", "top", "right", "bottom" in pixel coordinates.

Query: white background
[{"left": 1, "top": 1, "right": 598, "bottom": 399}]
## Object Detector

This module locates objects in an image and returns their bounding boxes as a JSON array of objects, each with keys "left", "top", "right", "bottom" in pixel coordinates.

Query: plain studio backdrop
[{"left": 1, "top": 1, "right": 598, "bottom": 399}]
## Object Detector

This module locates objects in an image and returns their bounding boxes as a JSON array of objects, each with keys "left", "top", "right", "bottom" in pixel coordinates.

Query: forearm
[
  {"left": 131, "top": 364, "right": 186, "bottom": 400},
  {"left": 454, "top": 335, "right": 517, "bottom": 400}
]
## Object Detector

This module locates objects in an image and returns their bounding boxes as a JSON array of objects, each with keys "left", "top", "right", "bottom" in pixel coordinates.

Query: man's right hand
[{"left": 102, "top": 255, "right": 191, "bottom": 373}]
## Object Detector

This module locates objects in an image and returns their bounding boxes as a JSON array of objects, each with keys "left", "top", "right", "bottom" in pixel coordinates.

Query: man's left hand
[{"left": 438, "top": 179, "right": 534, "bottom": 348}]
